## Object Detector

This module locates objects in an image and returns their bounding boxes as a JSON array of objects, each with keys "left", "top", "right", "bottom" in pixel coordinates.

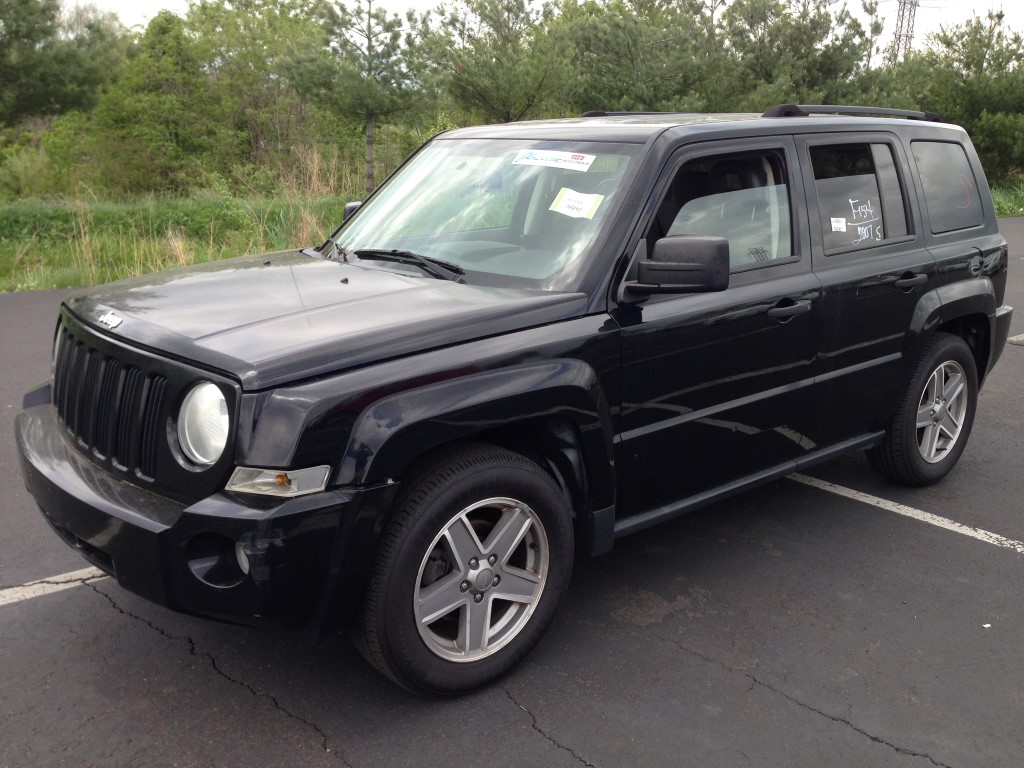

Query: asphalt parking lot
[{"left": 2, "top": 221, "right": 1022, "bottom": 768}]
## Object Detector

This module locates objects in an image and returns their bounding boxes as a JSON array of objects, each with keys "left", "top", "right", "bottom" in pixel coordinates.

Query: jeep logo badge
[{"left": 97, "top": 311, "right": 123, "bottom": 330}]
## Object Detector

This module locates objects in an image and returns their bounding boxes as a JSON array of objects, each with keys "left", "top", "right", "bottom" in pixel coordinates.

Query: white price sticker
[{"left": 549, "top": 188, "right": 604, "bottom": 219}]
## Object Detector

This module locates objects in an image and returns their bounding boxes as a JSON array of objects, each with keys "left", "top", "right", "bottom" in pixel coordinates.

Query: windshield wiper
[{"left": 353, "top": 249, "right": 465, "bottom": 283}]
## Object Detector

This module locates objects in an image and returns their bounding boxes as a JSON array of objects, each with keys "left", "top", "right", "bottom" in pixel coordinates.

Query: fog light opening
[{"left": 185, "top": 532, "right": 246, "bottom": 588}]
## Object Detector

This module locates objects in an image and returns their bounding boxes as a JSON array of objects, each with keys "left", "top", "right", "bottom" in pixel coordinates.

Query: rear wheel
[
  {"left": 868, "top": 333, "right": 978, "bottom": 486},
  {"left": 355, "top": 444, "right": 573, "bottom": 695}
]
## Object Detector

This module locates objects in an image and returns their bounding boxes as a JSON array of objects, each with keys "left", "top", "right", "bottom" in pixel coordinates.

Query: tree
[
  {"left": 923, "top": 10, "right": 1024, "bottom": 118},
  {"left": 559, "top": 0, "right": 702, "bottom": 112},
  {"left": 422, "top": 0, "right": 572, "bottom": 124},
  {"left": 720, "top": 0, "right": 876, "bottom": 108},
  {"left": 0, "top": 0, "right": 126, "bottom": 125},
  {"left": 1, "top": 0, "right": 62, "bottom": 124},
  {"left": 290, "top": 0, "right": 418, "bottom": 194},
  {"left": 186, "top": 0, "right": 324, "bottom": 177},
  {"left": 903, "top": 12, "right": 1024, "bottom": 178},
  {"left": 86, "top": 11, "right": 226, "bottom": 193},
  {"left": 56, "top": 4, "right": 131, "bottom": 113}
]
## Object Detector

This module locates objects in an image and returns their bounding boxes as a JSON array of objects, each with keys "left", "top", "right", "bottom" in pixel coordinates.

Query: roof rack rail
[
  {"left": 579, "top": 110, "right": 675, "bottom": 118},
  {"left": 763, "top": 104, "right": 944, "bottom": 122}
]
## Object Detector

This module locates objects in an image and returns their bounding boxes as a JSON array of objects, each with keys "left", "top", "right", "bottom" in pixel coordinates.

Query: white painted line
[
  {"left": 792, "top": 473, "right": 1024, "bottom": 555},
  {"left": 0, "top": 566, "right": 108, "bottom": 608},
  {"left": 6, "top": 475, "right": 1020, "bottom": 609},
  {"left": 1008, "top": 333, "right": 1024, "bottom": 346}
]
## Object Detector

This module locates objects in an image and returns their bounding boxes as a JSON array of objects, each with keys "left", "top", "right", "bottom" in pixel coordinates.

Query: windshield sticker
[
  {"left": 831, "top": 217, "right": 847, "bottom": 232},
  {"left": 549, "top": 188, "right": 604, "bottom": 219},
  {"left": 512, "top": 150, "right": 596, "bottom": 173}
]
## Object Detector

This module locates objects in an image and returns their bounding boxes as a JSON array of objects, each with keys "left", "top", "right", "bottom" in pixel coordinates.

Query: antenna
[{"left": 891, "top": 0, "right": 920, "bottom": 63}]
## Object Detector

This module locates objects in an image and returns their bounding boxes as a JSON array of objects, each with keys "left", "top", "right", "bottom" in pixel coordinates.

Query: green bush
[
  {"left": 971, "top": 111, "right": 1024, "bottom": 182},
  {"left": 0, "top": 147, "right": 54, "bottom": 200}
]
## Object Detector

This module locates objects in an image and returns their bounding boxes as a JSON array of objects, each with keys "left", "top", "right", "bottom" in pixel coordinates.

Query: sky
[{"left": 71, "top": 0, "right": 1024, "bottom": 51}]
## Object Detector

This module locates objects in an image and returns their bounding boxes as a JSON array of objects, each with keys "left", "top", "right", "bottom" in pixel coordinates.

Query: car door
[
  {"left": 796, "top": 133, "right": 935, "bottom": 447},
  {"left": 613, "top": 137, "right": 821, "bottom": 527}
]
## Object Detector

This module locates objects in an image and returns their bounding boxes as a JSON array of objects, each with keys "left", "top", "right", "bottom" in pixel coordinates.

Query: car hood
[{"left": 64, "top": 251, "right": 589, "bottom": 389}]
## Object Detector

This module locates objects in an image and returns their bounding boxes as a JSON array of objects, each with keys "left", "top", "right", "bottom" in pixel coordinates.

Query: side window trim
[
  {"left": 643, "top": 136, "right": 807, "bottom": 276},
  {"left": 797, "top": 132, "right": 919, "bottom": 262},
  {"left": 870, "top": 143, "right": 912, "bottom": 240}
]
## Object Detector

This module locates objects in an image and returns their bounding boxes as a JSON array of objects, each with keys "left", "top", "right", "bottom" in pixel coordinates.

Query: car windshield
[{"left": 333, "top": 138, "right": 642, "bottom": 290}]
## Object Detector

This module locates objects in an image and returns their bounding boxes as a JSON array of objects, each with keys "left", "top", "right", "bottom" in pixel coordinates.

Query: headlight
[{"left": 177, "top": 382, "right": 229, "bottom": 466}]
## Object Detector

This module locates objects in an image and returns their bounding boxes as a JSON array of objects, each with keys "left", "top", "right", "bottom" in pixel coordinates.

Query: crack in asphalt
[
  {"left": 502, "top": 686, "right": 596, "bottom": 767},
  {"left": 86, "top": 583, "right": 353, "bottom": 767},
  {"left": 662, "top": 636, "right": 954, "bottom": 768},
  {"left": 5, "top": 576, "right": 97, "bottom": 588}
]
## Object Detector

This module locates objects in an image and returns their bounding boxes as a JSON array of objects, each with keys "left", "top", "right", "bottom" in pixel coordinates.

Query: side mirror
[
  {"left": 627, "top": 236, "right": 730, "bottom": 295},
  {"left": 343, "top": 201, "right": 362, "bottom": 222}
]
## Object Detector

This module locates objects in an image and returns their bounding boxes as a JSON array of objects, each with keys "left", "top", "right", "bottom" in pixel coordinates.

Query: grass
[
  {"left": 3, "top": 181, "right": 1023, "bottom": 293},
  {"left": 991, "top": 181, "right": 1024, "bottom": 218},
  {"left": 0, "top": 195, "right": 349, "bottom": 292}
]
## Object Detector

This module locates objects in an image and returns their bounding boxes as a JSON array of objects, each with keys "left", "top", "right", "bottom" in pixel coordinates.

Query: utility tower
[{"left": 892, "top": 0, "right": 920, "bottom": 62}]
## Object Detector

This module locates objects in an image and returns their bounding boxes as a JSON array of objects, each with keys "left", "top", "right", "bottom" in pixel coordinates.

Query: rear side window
[
  {"left": 810, "top": 143, "right": 909, "bottom": 253},
  {"left": 911, "top": 141, "right": 984, "bottom": 234}
]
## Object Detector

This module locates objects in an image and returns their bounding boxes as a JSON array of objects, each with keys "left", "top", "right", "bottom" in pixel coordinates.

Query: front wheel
[
  {"left": 355, "top": 444, "right": 573, "bottom": 695},
  {"left": 868, "top": 333, "right": 978, "bottom": 486}
]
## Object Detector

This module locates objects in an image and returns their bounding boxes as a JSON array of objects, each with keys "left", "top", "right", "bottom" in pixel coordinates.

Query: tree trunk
[{"left": 365, "top": 112, "right": 375, "bottom": 196}]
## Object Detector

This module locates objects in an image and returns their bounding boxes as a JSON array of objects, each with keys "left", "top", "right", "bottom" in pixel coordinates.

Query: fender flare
[
  {"left": 336, "top": 359, "right": 616, "bottom": 512},
  {"left": 936, "top": 277, "right": 997, "bottom": 323},
  {"left": 907, "top": 278, "right": 996, "bottom": 368}
]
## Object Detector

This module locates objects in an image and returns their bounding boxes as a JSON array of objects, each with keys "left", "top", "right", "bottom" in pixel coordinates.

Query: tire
[
  {"left": 354, "top": 443, "right": 573, "bottom": 695},
  {"left": 868, "top": 333, "right": 978, "bottom": 486}
]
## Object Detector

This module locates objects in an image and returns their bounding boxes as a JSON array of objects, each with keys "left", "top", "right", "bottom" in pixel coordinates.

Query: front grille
[{"left": 53, "top": 325, "right": 168, "bottom": 481}]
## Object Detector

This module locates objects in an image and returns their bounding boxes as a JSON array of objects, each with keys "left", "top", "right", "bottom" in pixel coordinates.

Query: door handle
[
  {"left": 894, "top": 272, "right": 927, "bottom": 290},
  {"left": 766, "top": 299, "right": 812, "bottom": 319}
]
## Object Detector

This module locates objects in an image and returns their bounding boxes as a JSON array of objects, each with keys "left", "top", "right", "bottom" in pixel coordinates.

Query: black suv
[{"left": 16, "top": 105, "right": 1013, "bottom": 694}]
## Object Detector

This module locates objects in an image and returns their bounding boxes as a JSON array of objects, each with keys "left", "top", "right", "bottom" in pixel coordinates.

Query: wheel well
[
  {"left": 936, "top": 313, "right": 989, "bottom": 382},
  {"left": 478, "top": 417, "right": 589, "bottom": 517},
  {"left": 394, "top": 416, "right": 591, "bottom": 521}
]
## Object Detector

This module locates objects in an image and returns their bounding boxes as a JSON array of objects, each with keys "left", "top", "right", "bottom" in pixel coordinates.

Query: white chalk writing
[
  {"left": 849, "top": 198, "right": 875, "bottom": 220},
  {"left": 852, "top": 224, "right": 883, "bottom": 246}
]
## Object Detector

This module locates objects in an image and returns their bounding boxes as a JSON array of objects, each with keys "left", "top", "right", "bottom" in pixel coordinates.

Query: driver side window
[{"left": 649, "top": 150, "right": 793, "bottom": 269}]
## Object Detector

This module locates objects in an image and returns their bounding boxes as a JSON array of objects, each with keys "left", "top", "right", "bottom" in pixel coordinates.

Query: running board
[{"left": 612, "top": 432, "right": 884, "bottom": 539}]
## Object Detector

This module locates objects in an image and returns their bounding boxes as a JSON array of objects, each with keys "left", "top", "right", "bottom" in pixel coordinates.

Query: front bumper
[{"left": 16, "top": 402, "right": 361, "bottom": 630}]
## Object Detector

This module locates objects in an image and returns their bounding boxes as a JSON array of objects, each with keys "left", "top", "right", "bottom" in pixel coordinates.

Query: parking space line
[
  {"left": 792, "top": 473, "right": 1024, "bottom": 555},
  {"left": 0, "top": 567, "right": 108, "bottom": 608},
  {"left": 5, "top": 474, "right": 1022, "bottom": 611}
]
